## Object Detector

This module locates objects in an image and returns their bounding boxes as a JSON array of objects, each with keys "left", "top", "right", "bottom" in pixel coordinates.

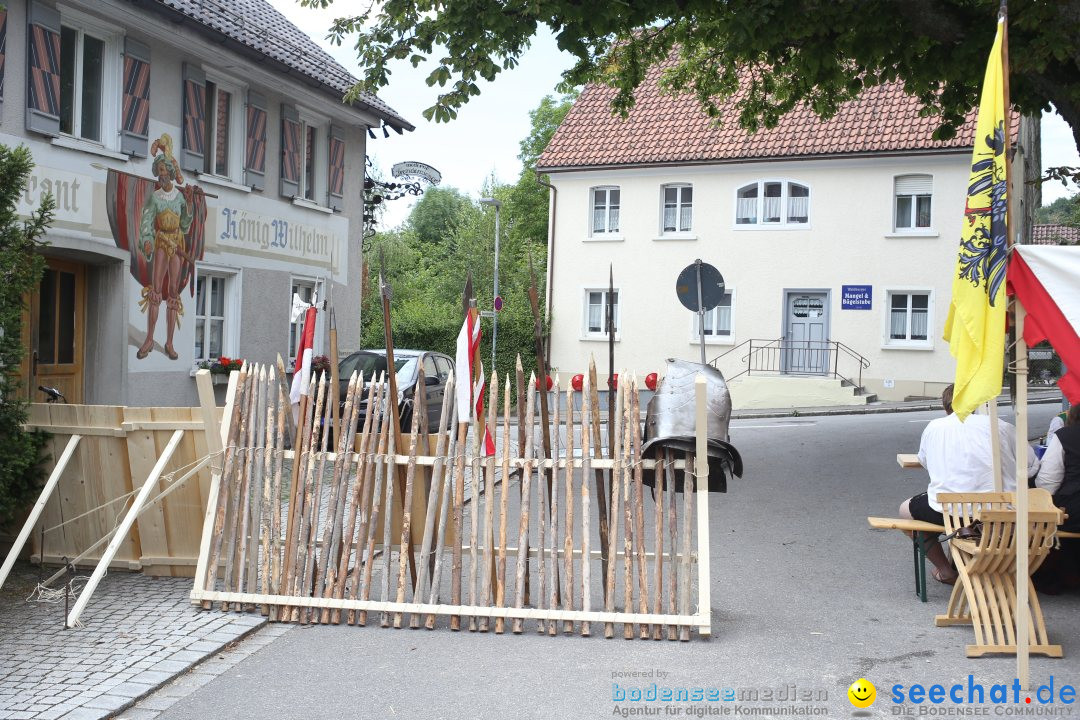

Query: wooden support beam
[
  {"left": 0, "top": 435, "right": 82, "bottom": 590},
  {"left": 694, "top": 374, "right": 712, "bottom": 637},
  {"left": 191, "top": 369, "right": 237, "bottom": 604},
  {"left": 191, "top": 588, "right": 705, "bottom": 627},
  {"left": 67, "top": 430, "right": 184, "bottom": 628}
]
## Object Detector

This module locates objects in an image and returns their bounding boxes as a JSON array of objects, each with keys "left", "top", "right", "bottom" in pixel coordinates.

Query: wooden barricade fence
[
  {"left": 14, "top": 401, "right": 221, "bottom": 576},
  {"left": 190, "top": 360, "right": 714, "bottom": 639}
]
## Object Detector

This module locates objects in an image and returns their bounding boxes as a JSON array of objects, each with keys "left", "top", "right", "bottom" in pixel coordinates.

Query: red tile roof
[
  {"left": 1032, "top": 224, "right": 1080, "bottom": 245},
  {"left": 538, "top": 62, "right": 1013, "bottom": 170}
]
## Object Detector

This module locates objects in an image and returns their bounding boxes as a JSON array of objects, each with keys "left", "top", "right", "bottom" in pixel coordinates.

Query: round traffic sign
[
  {"left": 494, "top": 296, "right": 503, "bottom": 311},
  {"left": 676, "top": 260, "right": 725, "bottom": 312}
]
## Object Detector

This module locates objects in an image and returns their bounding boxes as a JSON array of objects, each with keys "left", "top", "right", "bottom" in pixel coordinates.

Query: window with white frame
[
  {"left": 58, "top": 13, "right": 120, "bottom": 147},
  {"left": 691, "top": 290, "right": 734, "bottom": 342},
  {"left": 661, "top": 184, "right": 693, "bottom": 234},
  {"left": 590, "top": 187, "right": 620, "bottom": 236},
  {"left": 289, "top": 278, "right": 323, "bottom": 362},
  {"left": 584, "top": 289, "right": 619, "bottom": 337},
  {"left": 194, "top": 270, "right": 239, "bottom": 362},
  {"left": 886, "top": 290, "right": 932, "bottom": 347},
  {"left": 201, "top": 75, "right": 245, "bottom": 182},
  {"left": 894, "top": 175, "right": 933, "bottom": 231},
  {"left": 298, "top": 111, "right": 328, "bottom": 204},
  {"left": 735, "top": 180, "right": 809, "bottom": 226}
]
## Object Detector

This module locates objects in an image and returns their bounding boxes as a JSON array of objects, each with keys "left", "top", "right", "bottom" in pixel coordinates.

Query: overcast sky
[{"left": 269, "top": 0, "right": 1080, "bottom": 230}]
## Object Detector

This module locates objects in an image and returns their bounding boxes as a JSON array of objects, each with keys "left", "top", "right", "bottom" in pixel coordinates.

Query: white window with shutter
[{"left": 894, "top": 174, "right": 933, "bottom": 232}]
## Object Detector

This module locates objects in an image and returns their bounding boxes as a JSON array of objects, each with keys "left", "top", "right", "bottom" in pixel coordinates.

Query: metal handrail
[{"left": 710, "top": 338, "right": 872, "bottom": 390}]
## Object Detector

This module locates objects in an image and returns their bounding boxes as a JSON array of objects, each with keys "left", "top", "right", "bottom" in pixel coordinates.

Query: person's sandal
[{"left": 932, "top": 567, "right": 957, "bottom": 585}]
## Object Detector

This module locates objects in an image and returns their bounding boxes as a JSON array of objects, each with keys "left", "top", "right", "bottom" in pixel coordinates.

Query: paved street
[
  {"left": 130, "top": 402, "right": 1080, "bottom": 720},
  {"left": 0, "top": 566, "right": 267, "bottom": 720}
]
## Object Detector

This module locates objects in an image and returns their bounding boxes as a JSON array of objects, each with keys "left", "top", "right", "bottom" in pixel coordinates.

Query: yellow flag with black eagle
[{"left": 944, "top": 18, "right": 1008, "bottom": 420}]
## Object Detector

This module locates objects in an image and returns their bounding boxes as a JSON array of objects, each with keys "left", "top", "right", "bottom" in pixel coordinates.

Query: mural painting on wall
[{"left": 106, "top": 134, "right": 208, "bottom": 360}]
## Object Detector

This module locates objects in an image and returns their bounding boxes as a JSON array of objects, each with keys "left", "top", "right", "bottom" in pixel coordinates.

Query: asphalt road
[{"left": 156, "top": 403, "right": 1078, "bottom": 719}]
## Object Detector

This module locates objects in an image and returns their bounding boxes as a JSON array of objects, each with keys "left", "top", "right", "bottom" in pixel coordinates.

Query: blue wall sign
[{"left": 841, "top": 285, "right": 872, "bottom": 310}]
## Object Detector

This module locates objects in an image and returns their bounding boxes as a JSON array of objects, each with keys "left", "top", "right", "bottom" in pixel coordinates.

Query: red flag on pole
[
  {"left": 455, "top": 312, "right": 495, "bottom": 456},
  {"left": 290, "top": 305, "right": 318, "bottom": 405}
]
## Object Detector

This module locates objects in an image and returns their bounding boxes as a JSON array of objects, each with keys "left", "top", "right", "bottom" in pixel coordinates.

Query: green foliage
[
  {"left": 356, "top": 94, "right": 571, "bottom": 391},
  {"left": 0, "top": 144, "right": 53, "bottom": 526},
  {"left": 320, "top": 0, "right": 1080, "bottom": 151},
  {"left": 406, "top": 186, "right": 475, "bottom": 248},
  {"left": 1036, "top": 192, "right": 1080, "bottom": 227}
]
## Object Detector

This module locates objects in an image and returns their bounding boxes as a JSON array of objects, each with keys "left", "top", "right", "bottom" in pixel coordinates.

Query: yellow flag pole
[{"left": 995, "top": 0, "right": 1030, "bottom": 687}]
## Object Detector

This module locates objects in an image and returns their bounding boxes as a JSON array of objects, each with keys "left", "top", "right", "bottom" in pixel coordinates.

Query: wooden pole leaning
[
  {"left": 588, "top": 357, "right": 610, "bottom": 595},
  {"left": 0, "top": 434, "right": 81, "bottom": 591},
  {"left": 196, "top": 366, "right": 244, "bottom": 609},
  {"left": 317, "top": 372, "right": 360, "bottom": 623},
  {"left": 537, "top": 377, "right": 550, "bottom": 634},
  {"left": 259, "top": 368, "right": 278, "bottom": 615},
  {"left": 679, "top": 454, "right": 694, "bottom": 642},
  {"left": 666, "top": 450, "right": 678, "bottom": 641},
  {"left": 67, "top": 429, "right": 185, "bottom": 628},
  {"left": 415, "top": 375, "right": 455, "bottom": 629},
  {"left": 631, "top": 376, "right": 649, "bottom": 639},
  {"left": 395, "top": 369, "right": 422, "bottom": 629},
  {"left": 495, "top": 376, "right": 511, "bottom": 634},
  {"left": 545, "top": 376, "right": 560, "bottom": 635},
  {"left": 604, "top": 376, "right": 623, "bottom": 639},
  {"left": 279, "top": 369, "right": 315, "bottom": 620},
  {"left": 513, "top": 375, "right": 537, "bottom": 634},
  {"left": 223, "top": 366, "right": 257, "bottom": 610},
  {"left": 479, "top": 372, "right": 498, "bottom": 632},
  {"left": 695, "top": 373, "right": 712, "bottom": 638},
  {"left": 327, "top": 372, "right": 370, "bottom": 624},
  {"left": 1015, "top": 300, "right": 1030, "bottom": 685},
  {"left": 348, "top": 374, "right": 385, "bottom": 624},
  {"left": 469, "top": 374, "right": 482, "bottom": 633},
  {"left": 653, "top": 450, "right": 665, "bottom": 641},
  {"left": 563, "top": 381, "right": 576, "bottom": 635},
  {"left": 580, "top": 371, "right": 593, "bottom": 637},
  {"left": 379, "top": 415, "right": 397, "bottom": 628},
  {"left": 426, "top": 401, "right": 459, "bottom": 629},
  {"left": 357, "top": 380, "right": 391, "bottom": 626},
  {"left": 621, "top": 378, "right": 635, "bottom": 640}
]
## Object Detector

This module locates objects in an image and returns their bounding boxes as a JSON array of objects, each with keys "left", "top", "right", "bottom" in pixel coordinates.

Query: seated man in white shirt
[
  {"left": 1036, "top": 405, "right": 1080, "bottom": 529},
  {"left": 899, "top": 384, "right": 1040, "bottom": 584}
]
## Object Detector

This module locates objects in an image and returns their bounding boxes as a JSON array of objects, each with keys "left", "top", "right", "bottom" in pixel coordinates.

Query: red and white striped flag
[
  {"left": 1008, "top": 245, "right": 1080, "bottom": 404},
  {"left": 290, "top": 303, "right": 318, "bottom": 407},
  {"left": 455, "top": 312, "right": 495, "bottom": 456}
]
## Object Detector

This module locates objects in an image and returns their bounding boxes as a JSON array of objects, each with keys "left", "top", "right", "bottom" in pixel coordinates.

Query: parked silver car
[{"left": 337, "top": 349, "right": 455, "bottom": 433}]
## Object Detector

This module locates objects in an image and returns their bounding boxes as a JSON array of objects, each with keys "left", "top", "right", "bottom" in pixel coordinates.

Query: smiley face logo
[{"left": 848, "top": 678, "right": 876, "bottom": 708}]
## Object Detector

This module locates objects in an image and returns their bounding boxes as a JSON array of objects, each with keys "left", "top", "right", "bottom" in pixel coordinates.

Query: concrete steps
[{"left": 727, "top": 374, "right": 876, "bottom": 410}]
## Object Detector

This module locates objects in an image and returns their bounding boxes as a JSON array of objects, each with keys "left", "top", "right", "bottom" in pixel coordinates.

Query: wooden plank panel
[
  {"left": 127, "top": 407, "right": 169, "bottom": 565},
  {"left": 157, "top": 407, "right": 205, "bottom": 575}
]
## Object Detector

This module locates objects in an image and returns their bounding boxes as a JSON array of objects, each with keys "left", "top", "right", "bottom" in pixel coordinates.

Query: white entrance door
[{"left": 783, "top": 292, "right": 829, "bottom": 374}]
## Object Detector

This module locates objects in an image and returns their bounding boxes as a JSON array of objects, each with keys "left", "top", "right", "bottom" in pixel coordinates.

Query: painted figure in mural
[
  {"left": 106, "top": 134, "right": 208, "bottom": 361},
  {"left": 138, "top": 140, "right": 194, "bottom": 359}
]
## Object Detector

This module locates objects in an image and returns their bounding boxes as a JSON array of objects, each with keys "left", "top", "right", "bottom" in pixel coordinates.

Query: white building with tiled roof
[
  {"left": 537, "top": 70, "right": 1039, "bottom": 405},
  {"left": 4, "top": 0, "right": 410, "bottom": 406}
]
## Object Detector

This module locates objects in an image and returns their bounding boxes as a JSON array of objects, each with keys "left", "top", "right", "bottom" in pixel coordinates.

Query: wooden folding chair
[{"left": 935, "top": 490, "right": 1064, "bottom": 658}]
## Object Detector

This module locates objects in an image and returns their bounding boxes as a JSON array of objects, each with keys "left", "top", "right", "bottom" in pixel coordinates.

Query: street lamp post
[{"left": 480, "top": 198, "right": 502, "bottom": 372}]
